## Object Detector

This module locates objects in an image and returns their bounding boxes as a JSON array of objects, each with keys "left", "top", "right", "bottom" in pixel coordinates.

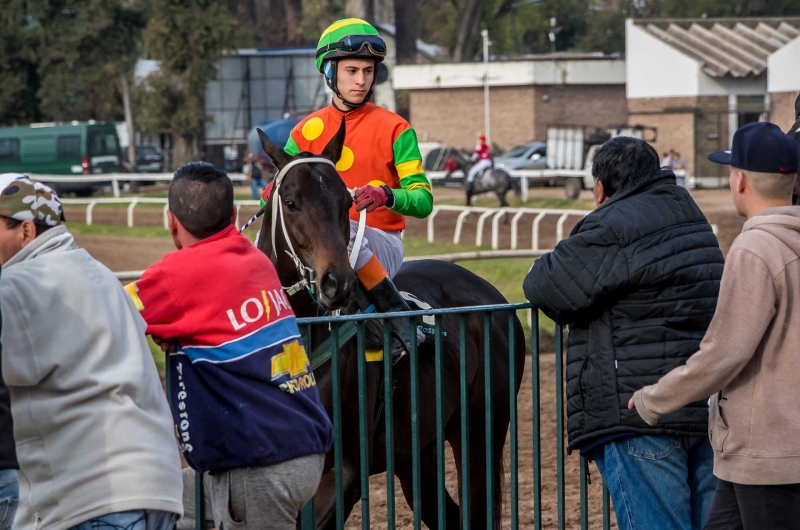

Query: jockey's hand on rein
[{"left": 354, "top": 185, "right": 391, "bottom": 213}]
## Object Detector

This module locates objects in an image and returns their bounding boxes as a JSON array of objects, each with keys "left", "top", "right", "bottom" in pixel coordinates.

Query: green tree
[
  {"left": 29, "top": 1, "right": 133, "bottom": 121},
  {"left": 0, "top": 0, "right": 40, "bottom": 124},
  {"left": 142, "top": 0, "right": 235, "bottom": 166}
]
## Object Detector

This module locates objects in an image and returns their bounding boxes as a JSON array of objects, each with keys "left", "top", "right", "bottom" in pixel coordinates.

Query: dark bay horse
[
  {"left": 256, "top": 122, "right": 526, "bottom": 530},
  {"left": 445, "top": 149, "right": 519, "bottom": 207}
]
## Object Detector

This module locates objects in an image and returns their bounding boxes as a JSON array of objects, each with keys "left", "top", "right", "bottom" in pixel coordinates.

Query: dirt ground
[{"left": 68, "top": 186, "right": 743, "bottom": 529}]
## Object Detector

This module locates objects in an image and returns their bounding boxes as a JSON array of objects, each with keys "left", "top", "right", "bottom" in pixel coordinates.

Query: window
[
  {"left": 0, "top": 139, "right": 20, "bottom": 162},
  {"left": 57, "top": 135, "right": 81, "bottom": 160},
  {"left": 503, "top": 144, "right": 531, "bottom": 158},
  {"left": 89, "top": 133, "right": 120, "bottom": 157},
  {"left": 136, "top": 145, "right": 158, "bottom": 157}
]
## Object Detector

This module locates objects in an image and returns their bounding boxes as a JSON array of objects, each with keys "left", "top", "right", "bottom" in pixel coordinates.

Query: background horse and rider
[
  {"left": 430, "top": 147, "right": 520, "bottom": 208},
  {"left": 256, "top": 123, "right": 526, "bottom": 529}
]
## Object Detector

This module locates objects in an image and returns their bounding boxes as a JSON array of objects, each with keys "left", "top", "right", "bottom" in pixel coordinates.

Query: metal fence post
[
  {"left": 300, "top": 498, "right": 316, "bottom": 529},
  {"left": 330, "top": 325, "right": 345, "bottom": 529},
  {"left": 555, "top": 325, "right": 565, "bottom": 528},
  {"left": 580, "top": 457, "right": 589, "bottom": 530},
  {"left": 531, "top": 309, "right": 542, "bottom": 530},
  {"left": 459, "top": 315, "right": 471, "bottom": 530},
  {"left": 483, "top": 312, "right": 494, "bottom": 530},
  {"left": 508, "top": 313, "right": 519, "bottom": 530},
  {"left": 410, "top": 316, "right": 422, "bottom": 530},
  {"left": 383, "top": 324, "right": 396, "bottom": 530},
  {"left": 434, "top": 315, "right": 447, "bottom": 529},
  {"left": 356, "top": 323, "right": 370, "bottom": 528},
  {"left": 603, "top": 483, "right": 611, "bottom": 530}
]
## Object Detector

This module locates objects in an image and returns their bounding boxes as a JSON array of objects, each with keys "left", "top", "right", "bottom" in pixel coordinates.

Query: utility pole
[{"left": 482, "top": 29, "right": 491, "bottom": 146}]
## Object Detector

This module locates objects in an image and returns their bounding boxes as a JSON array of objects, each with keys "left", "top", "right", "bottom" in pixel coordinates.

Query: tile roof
[{"left": 634, "top": 17, "right": 800, "bottom": 77}]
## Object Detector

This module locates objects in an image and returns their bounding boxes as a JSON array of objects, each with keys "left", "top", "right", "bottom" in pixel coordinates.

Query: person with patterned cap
[
  {"left": 271, "top": 18, "right": 433, "bottom": 361},
  {"left": 0, "top": 174, "right": 183, "bottom": 530}
]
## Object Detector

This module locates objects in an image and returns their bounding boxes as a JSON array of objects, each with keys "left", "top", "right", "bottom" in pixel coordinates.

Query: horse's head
[{"left": 256, "top": 119, "right": 356, "bottom": 311}]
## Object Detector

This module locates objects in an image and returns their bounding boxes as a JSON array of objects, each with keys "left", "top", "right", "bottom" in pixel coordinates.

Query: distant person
[
  {"left": 127, "top": 163, "right": 332, "bottom": 530},
  {"left": 244, "top": 152, "right": 268, "bottom": 200},
  {"left": 631, "top": 122, "right": 800, "bottom": 530},
  {"left": 0, "top": 174, "right": 183, "bottom": 530},
  {"left": 672, "top": 151, "right": 687, "bottom": 170},
  {"left": 0, "top": 279, "right": 17, "bottom": 530},
  {"left": 466, "top": 133, "right": 492, "bottom": 188},
  {"left": 524, "top": 138, "right": 724, "bottom": 530},
  {"left": 661, "top": 151, "right": 673, "bottom": 168},
  {"left": 444, "top": 155, "right": 459, "bottom": 179}
]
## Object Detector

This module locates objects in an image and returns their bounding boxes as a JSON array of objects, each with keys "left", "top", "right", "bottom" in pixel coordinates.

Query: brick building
[
  {"left": 392, "top": 56, "right": 627, "bottom": 151},
  {"left": 626, "top": 17, "right": 800, "bottom": 186}
]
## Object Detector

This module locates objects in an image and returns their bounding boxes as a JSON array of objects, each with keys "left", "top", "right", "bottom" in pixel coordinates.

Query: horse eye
[{"left": 284, "top": 200, "right": 298, "bottom": 211}]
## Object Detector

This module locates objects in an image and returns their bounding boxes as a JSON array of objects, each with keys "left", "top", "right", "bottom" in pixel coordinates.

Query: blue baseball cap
[{"left": 708, "top": 122, "right": 798, "bottom": 174}]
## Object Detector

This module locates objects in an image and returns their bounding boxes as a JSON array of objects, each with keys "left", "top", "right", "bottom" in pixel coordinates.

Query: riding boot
[
  {"left": 367, "top": 277, "right": 425, "bottom": 363},
  {"left": 356, "top": 254, "right": 423, "bottom": 363}
]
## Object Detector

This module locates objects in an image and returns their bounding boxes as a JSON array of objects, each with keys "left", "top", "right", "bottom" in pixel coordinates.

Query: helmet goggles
[{"left": 316, "top": 34, "right": 387, "bottom": 60}]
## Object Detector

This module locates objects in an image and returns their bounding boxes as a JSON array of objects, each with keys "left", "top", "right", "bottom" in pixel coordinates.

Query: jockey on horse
[
  {"left": 262, "top": 18, "right": 433, "bottom": 362},
  {"left": 466, "top": 133, "right": 493, "bottom": 189}
]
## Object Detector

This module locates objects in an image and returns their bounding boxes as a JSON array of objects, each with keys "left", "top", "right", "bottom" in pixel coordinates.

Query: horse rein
[{"left": 239, "top": 156, "right": 366, "bottom": 299}]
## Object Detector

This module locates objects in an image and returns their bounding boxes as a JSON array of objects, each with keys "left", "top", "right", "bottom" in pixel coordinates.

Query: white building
[{"left": 626, "top": 17, "right": 800, "bottom": 183}]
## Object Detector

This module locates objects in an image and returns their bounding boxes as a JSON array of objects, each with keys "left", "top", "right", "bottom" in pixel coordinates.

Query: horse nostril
[{"left": 320, "top": 270, "right": 340, "bottom": 298}]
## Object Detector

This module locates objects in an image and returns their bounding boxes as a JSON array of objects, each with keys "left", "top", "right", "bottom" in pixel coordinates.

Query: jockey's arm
[{"left": 390, "top": 128, "right": 433, "bottom": 219}]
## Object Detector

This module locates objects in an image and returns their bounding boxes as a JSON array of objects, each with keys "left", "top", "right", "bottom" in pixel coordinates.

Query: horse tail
[{"left": 493, "top": 455, "right": 505, "bottom": 529}]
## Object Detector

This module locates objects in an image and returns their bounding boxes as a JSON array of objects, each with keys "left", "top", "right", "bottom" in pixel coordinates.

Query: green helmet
[{"left": 315, "top": 19, "right": 387, "bottom": 73}]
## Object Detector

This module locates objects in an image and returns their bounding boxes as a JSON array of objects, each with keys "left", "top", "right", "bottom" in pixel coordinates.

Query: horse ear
[
  {"left": 257, "top": 129, "right": 292, "bottom": 169},
  {"left": 321, "top": 117, "right": 346, "bottom": 164}
]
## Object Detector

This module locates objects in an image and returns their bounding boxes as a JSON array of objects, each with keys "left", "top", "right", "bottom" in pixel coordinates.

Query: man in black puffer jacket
[{"left": 524, "top": 137, "right": 723, "bottom": 530}]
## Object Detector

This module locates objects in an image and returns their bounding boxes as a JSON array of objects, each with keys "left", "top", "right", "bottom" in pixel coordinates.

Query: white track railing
[
  {"left": 427, "top": 204, "right": 591, "bottom": 250},
  {"left": 428, "top": 169, "right": 688, "bottom": 201},
  {"left": 61, "top": 198, "right": 260, "bottom": 228},
  {"left": 28, "top": 173, "right": 247, "bottom": 199}
]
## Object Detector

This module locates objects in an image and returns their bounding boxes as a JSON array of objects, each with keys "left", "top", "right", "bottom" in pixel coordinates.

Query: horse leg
[
  {"left": 496, "top": 186, "right": 509, "bottom": 208},
  {"left": 395, "top": 445, "right": 461, "bottom": 530},
  {"left": 311, "top": 460, "right": 362, "bottom": 530},
  {"left": 460, "top": 389, "right": 510, "bottom": 530}
]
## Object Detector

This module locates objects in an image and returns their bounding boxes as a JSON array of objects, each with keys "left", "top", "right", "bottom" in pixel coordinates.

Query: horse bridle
[{"left": 253, "top": 156, "right": 366, "bottom": 299}]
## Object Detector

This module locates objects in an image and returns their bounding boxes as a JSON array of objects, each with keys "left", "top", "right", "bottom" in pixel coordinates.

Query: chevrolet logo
[{"left": 271, "top": 341, "right": 310, "bottom": 380}]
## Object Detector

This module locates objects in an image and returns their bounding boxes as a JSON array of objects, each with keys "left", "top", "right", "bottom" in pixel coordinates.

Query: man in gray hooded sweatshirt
[
  {"left": 631, "top": 122, "right": 800, "bottom": 528},
  {"left": 0, "top": 174, "right": 183, "bottom": 530}
]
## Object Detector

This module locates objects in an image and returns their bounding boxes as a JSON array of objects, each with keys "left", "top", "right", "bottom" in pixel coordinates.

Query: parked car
[
  {"left": 0, "top": 121, "right": 122, "bottom": 196},
  {"left": 122, "top": 144, "right": 164, "bottom": 173},
  {"left": 494, "top": 141, "right": 547, "bottom": 171}
]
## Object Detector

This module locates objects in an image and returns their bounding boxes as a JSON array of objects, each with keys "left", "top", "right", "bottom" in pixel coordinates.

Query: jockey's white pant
[
  {"left": 467, "top": 159, "right": 492, "bottom": 183},
  {"left": 349, "top": 220, "right": 404, "bottom": 279}
]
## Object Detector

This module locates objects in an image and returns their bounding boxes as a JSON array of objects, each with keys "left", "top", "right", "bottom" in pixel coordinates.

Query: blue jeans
[
  {"left": 68, "top": 510, "right": 177, "bottom": 530},
  {"left": 592, "top": 435, "right": 716, "bottom": 530},
  {"left": 0, "top": 470, "right": 18, "bottom": 530},
  {"left": 250, "top": 178, "right": 268, "bottom": 199}
]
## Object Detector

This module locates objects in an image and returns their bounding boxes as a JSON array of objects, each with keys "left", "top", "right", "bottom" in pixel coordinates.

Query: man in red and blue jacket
[{"left": 126, "top": 162, "right": 332, "bottom": 530}]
